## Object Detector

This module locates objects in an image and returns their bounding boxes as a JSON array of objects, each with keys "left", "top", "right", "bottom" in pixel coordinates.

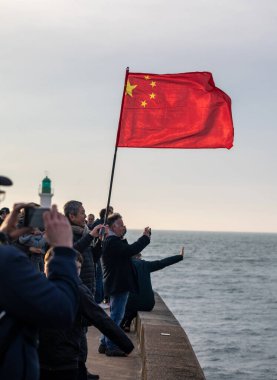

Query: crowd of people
[{"left": 0, "top": 175, "right": 184, "bottom": 380}]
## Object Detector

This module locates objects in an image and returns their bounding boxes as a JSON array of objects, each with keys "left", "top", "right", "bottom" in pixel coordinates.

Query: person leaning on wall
[{"left": 121, "top": 247, "right": 184, "bottom": 332}]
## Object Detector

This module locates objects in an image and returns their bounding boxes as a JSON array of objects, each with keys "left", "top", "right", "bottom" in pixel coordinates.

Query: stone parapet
[{"left": 136, "top": 292, "right": 206, "bottom": 380}]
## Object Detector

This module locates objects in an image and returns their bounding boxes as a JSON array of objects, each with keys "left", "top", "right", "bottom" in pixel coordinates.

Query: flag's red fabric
[{"left": 116, "top": 72, "right": 234, "bottom": 149}]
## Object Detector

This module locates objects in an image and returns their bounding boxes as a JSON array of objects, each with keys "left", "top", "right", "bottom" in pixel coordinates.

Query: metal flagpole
[{"left": 102, "top": 67, "right": 129, "bottom": 229}]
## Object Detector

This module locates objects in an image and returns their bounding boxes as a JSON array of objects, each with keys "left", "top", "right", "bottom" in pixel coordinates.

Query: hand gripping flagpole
[{"left": 100, "top": 67, "right": 129, "bottom": 238}]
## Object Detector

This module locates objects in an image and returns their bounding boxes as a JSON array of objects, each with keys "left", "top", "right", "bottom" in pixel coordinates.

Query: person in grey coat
[{"left": 63, "top": 200, "right": 104, "bottom": 380}]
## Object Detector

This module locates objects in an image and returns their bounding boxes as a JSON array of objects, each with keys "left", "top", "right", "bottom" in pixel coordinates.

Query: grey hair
[{"left": 63, "top": 200, "right": 83, "bottom": 218}]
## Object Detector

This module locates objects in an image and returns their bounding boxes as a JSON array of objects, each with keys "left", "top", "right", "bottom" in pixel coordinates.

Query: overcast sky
[{"left": 1, "top": 0, "right": 276, "bottom": 232}]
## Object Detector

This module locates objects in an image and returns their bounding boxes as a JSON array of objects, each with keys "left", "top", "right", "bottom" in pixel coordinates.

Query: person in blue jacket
[
  {"left": 0, "top": 203, "right": 80, "bottom": 380},
  {"left": 121, "top": 247, "right": 184, "bottom": 332}
]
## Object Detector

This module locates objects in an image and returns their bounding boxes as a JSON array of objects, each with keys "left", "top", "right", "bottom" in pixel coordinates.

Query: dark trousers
[
  {"left": 77, "top": 361, "right": 88, "bottom": 380},
  {"left": 121, "top": 309, "right": 137, "bottom": 329},
  {"left": 79, "top": 326, "right": 88, "bottom": 363},
  {"left": 40, "top": 368, "right": 78, "bottom": 380}
]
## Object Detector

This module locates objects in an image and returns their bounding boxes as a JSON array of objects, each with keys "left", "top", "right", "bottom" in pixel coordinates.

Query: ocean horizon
[{"left": 128, "top": 228, "right": 277, "bottom": 235}]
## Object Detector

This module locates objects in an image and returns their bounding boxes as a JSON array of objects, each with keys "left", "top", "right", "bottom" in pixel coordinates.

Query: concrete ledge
[{"left": 136, "top": 293, "right": 206, "bottom": 380}]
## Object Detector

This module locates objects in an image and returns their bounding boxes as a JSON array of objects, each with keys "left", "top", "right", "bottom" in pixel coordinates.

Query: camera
[{"left": 23, "top": 206, "right": 49, "bottom": 230}]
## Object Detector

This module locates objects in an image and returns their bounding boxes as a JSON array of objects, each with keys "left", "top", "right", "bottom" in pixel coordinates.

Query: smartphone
[{"left": 23, "top": 206, "right": 49, "bottom": 230}]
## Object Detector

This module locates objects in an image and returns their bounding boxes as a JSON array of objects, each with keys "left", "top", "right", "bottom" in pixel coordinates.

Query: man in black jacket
[
  {"left": 121, "top": 247, "right": 184, "bottom": 331},
  {"left": 99, "top": 213, "right": 151, "bottom": 356}
]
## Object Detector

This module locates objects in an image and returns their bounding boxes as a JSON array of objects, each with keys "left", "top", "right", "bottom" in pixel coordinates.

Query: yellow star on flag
[
  {"left": 149, "top": 93, "right": 156, "bottom": 99},
  {"left": 141, "top": 100, "right": 147, "bottom": 108},
  {"left": 125, "top": 80, "right": 137, "bottom": 97},
  {"left": 144, "top": 75, "right": 150, "bottom": 80},
  {"left": 150, "top": 81, "right": 156, "bottom": 88}
]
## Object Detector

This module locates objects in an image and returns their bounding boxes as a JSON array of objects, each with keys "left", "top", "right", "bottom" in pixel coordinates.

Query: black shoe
[
  {"left": 87, "top": 373, "right": 100, "bottom": 380},
  {"left": 105, "top": 348, "right": 127, "bottom": 357},
  {"left": 98, "top": 343, "right": 106, "bottom": 354}
]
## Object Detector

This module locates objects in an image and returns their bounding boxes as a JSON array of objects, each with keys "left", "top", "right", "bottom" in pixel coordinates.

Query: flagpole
[{"left": 103, "top": 67, "right": 129, "bottom": 226}]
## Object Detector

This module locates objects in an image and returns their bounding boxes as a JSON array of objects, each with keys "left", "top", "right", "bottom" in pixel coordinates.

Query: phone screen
[{"left": 24, "top": 207, "right": 49, "bottom": 230}]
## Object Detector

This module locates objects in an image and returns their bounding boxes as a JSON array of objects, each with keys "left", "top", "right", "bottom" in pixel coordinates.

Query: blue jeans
[{"left": 100, "top": 291, "right": 129, "bottom": 350}]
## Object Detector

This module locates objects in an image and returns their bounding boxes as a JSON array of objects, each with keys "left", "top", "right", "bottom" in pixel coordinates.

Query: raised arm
[
  {"left": 105, "top": 229, "right": 151, "bottom": 258},
  {"left": 148, "top": 247, "right": 184, "bottom": 272},
  {"left": 73, "top": 224, "right": 104, "bottom": 253}
]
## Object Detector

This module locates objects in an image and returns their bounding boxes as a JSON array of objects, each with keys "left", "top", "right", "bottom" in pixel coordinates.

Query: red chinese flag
[{"left": 116, "top": 72, "right": 234, "bottom": 149}]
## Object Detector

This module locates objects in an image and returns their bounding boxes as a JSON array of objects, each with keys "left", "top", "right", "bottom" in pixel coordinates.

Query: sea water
[{"left": 126, "top": 230, "right": 277, "bottom": 380}]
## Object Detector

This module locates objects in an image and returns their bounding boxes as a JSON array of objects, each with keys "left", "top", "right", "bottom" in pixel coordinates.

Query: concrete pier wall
[{"left": 136, "top": 292, "right": 206, "bottom": 380}]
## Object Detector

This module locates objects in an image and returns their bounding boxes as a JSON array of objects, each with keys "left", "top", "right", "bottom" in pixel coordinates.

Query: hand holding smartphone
[{"left": 23, "top": 206, "right": 50, "bottom": 230}]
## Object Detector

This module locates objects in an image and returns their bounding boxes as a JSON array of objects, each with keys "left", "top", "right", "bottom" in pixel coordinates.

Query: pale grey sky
[{"left": 1, "top": 0, "right": 276, "bottom": 232}]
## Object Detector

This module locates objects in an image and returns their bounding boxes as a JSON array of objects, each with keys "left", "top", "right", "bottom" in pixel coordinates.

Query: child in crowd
[{"left": 19, "top": 228, "right": 47, "bottom": 271}]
